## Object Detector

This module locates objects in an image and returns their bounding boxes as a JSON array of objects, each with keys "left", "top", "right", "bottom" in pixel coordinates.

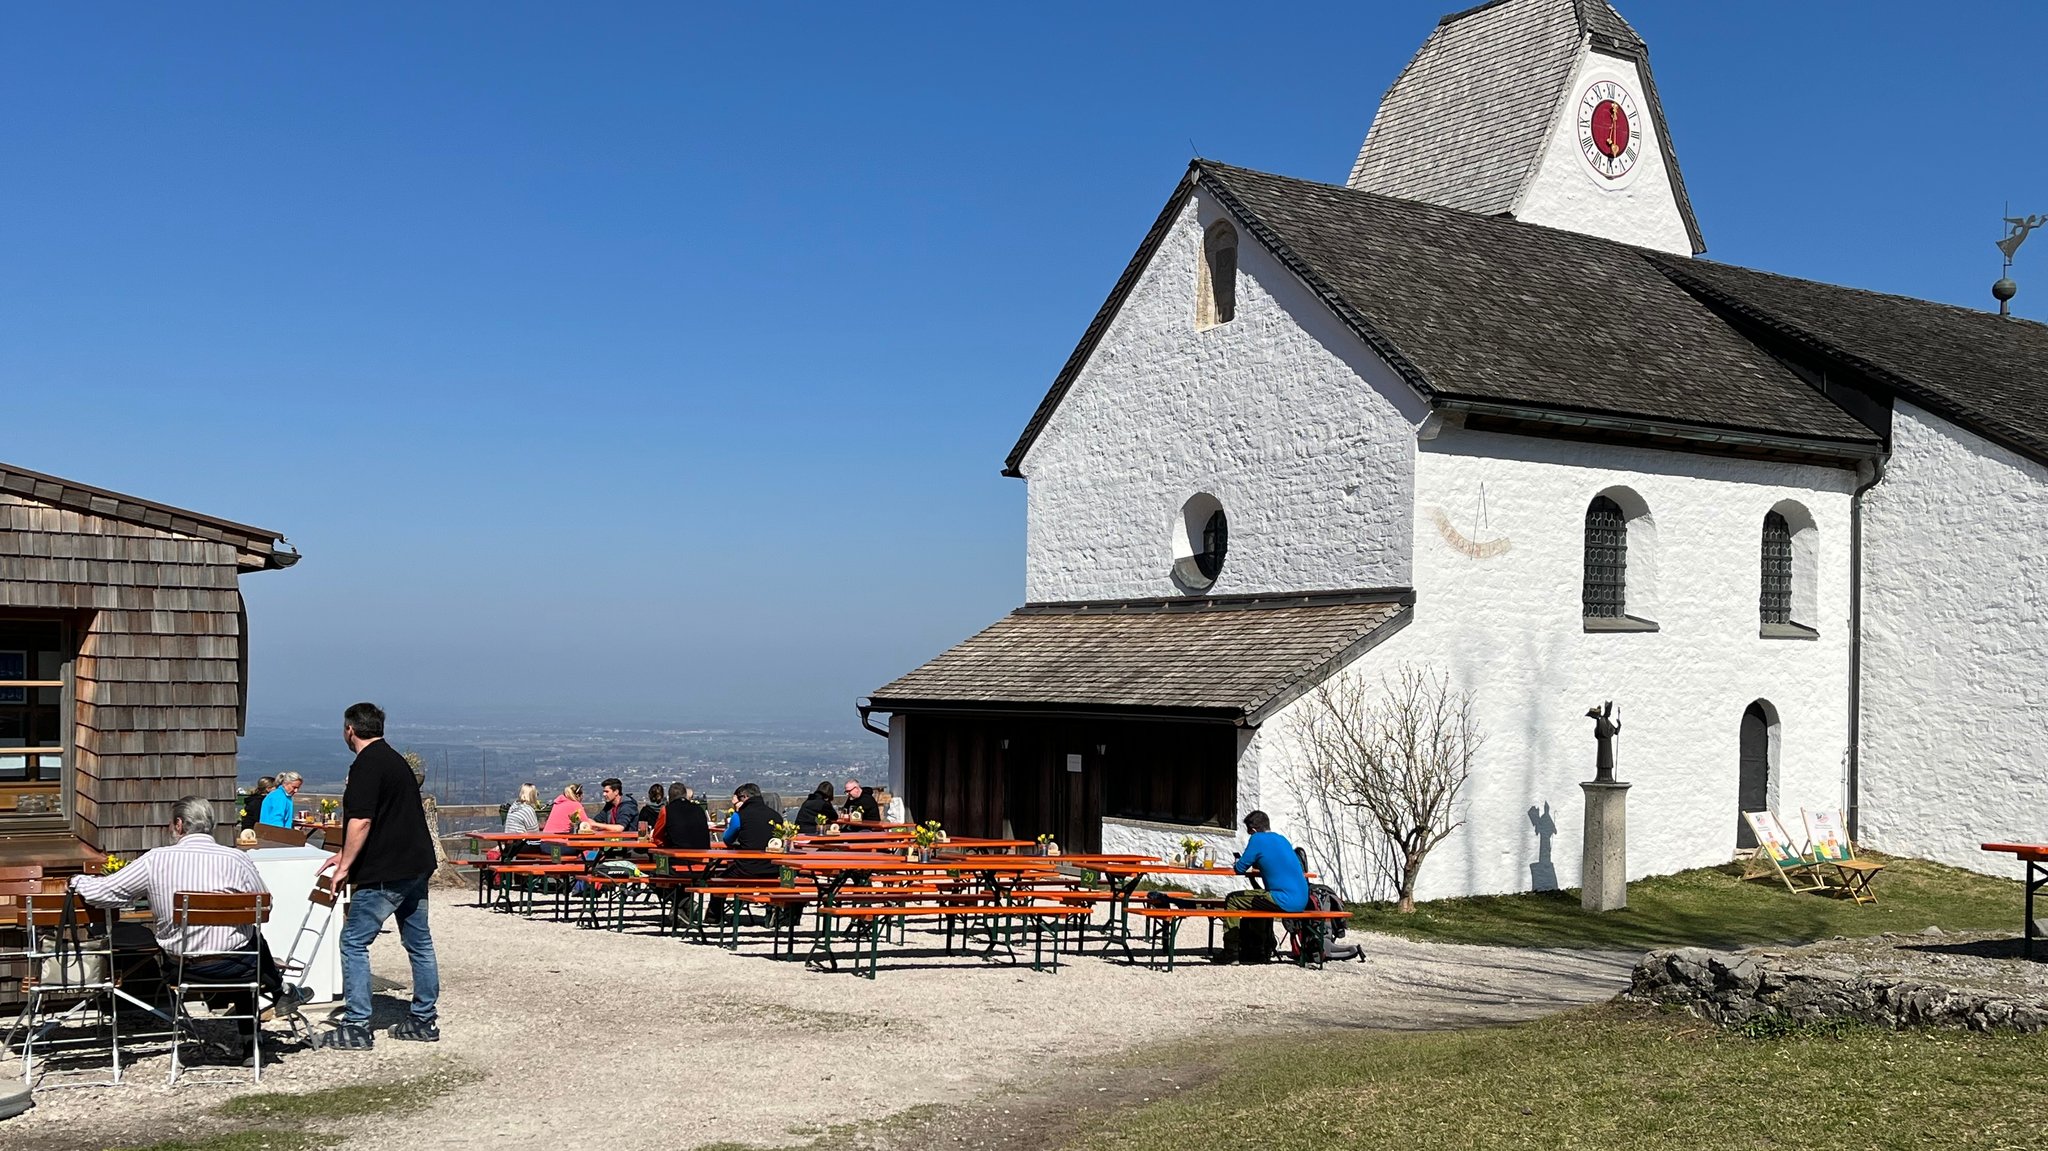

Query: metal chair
[
  {"left": 164, "top": 891, "right": 272, "bottom": 1086},
  {"left": 5, "top": 884, "right": 121, "bottom": 1088}
]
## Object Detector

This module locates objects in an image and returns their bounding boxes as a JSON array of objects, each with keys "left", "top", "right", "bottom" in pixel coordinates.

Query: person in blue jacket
[
  {"left": 259, "top": 772, "right": 302, "bottom": 828},
  {"left": 1221, "top": 810, "right": 1308, "bottom": 964}
]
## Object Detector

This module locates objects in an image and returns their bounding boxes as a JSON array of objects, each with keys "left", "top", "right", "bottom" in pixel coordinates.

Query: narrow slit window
[
  {"left": 1198, "top": 221, "right": 1237, "bottom": 329},
  {"left": 1760, "top": 511, "right": 1793, "bottom": 626},
  {"left": 1582, "top": 496, "right": 1627, "bottom": 618}
]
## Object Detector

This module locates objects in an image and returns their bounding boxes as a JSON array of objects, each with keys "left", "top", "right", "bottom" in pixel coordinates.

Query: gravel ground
[{"left": 7, "top": 898, "right": 1634, "bottom": 1150}]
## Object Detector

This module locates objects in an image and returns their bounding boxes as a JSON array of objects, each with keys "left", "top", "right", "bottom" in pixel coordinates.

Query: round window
[{"left": 1171, "top": 494, "right": 1228, "bottom": 591}]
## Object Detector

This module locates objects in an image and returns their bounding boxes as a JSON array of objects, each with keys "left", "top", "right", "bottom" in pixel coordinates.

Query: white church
[{"left": 861, "top": 0, "right": 2048, "bottom": 901}]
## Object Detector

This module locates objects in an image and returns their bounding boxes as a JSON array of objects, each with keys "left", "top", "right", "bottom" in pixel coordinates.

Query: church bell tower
[{"left": 1347, "top": 0, "right": 1705, "bottom": 256}]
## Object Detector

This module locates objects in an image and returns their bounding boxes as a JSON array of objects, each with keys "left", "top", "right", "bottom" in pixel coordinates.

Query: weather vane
[{"left": 1994, "top": 206, "right": 2045, "bottom": 317}]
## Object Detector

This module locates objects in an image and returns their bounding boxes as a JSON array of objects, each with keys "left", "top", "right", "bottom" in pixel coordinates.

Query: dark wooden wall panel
[{"left": 1, "top": 494, "right": 250, "bottom": 854}]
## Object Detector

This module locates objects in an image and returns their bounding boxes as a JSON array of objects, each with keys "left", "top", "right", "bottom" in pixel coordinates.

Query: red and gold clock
[{"left": 1576, "top": 79, "right": 1643, "bottom": 180}]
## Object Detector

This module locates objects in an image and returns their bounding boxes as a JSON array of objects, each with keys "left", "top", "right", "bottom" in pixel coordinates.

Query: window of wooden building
[{"left": 0, "top": 616, "right": 71, "bottom": 827}]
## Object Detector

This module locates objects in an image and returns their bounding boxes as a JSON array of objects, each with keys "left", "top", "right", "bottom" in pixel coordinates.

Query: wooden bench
[
  {"left": 1130, "top": 908, "right": 1353, "bottom": 970},
  {"left": 811, "top": 905, "right": 1091, "bottom": 979}
]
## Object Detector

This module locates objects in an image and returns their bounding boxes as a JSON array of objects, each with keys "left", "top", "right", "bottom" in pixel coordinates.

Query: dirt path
[{"left": 7, "top": 901, "right": 1633, "bottom": 1150}]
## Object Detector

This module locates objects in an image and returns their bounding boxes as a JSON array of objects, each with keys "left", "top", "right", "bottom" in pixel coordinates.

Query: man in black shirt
[
  {"left": 312, "top": 702, "right": 441, "bottom": 1050},
  {"left": 842, "top": 778, "right": 881, "bottom": 823},
  {"left": 656, "top": 781, "right": 711, "bottom": 850}
]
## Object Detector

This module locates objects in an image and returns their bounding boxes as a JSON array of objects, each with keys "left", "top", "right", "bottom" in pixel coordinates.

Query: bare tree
[{"left": 1293, "top": 666, "right": 1480, "bottom": 912}]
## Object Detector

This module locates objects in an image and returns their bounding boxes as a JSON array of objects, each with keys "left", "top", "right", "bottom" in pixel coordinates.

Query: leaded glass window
[
  {"left": 1760, "top": 511, "right": 1793, "bottom": 625},
  {"left": 1582, "top": 497, "right": 1626, "bottom": 618}
]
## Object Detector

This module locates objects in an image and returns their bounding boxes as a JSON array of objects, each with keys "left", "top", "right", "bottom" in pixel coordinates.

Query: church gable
[
  {"left": 1014, "top": 180, "right": 1425, "bottom": 604},
  {"left": 1348, "top": 0, "right": 1704, "bottom": 256}
]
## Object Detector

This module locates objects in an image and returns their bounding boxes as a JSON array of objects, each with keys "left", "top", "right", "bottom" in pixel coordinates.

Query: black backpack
[{"left": 1289, "top": 883, "right": 1362, "bottom": 964}]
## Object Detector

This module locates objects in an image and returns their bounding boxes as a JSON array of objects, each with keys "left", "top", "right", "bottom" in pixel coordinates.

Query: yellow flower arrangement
[{"left": 101, "top": 853, "right": 127, "bottom": 875}]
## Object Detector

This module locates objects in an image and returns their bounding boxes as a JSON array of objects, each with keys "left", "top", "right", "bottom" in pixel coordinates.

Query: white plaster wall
[
  {"left": 1255, "top": 427, "right": 1858, "bottom": 901},
  {"left": 1017, "top": 189, "right": 1426, "bottom": 603},
  {"left": 1860, "top": 402, "right": 2048, "bottom": 873},
  {"left": 1099, "top": 818, "right": 1247, "bottom": 896},
  {"left": 1515, "top": 49, "right": 1694, "bottom": 256}
]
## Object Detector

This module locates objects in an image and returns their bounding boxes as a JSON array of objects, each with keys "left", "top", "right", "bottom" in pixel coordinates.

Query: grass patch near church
[
  {"left": 1346, "top": 854, "right": 2019, "bottom": 950},
  {"left": 1072, "top": 1002, "right": 2048, "bottom": 1151}
]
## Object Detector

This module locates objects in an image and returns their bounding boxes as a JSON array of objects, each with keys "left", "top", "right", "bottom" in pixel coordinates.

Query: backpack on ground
[{"left": 1289, "top": 883, "right": 1362, "bottom": 964}]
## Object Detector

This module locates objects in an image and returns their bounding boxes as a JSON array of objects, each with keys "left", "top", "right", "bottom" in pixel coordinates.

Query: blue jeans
[{"left": 340, "top": 872, "right": 439, "bottom": 1027}]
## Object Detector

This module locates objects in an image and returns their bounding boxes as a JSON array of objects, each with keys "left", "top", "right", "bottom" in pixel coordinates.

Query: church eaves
[{"left": 1346, "top": 0, "right": 1706, "bottom": 255}]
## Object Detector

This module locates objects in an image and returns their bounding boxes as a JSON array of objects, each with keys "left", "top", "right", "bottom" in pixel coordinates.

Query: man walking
[{"left": 313, "top": 702, "right": 440, "bottom": 1049}]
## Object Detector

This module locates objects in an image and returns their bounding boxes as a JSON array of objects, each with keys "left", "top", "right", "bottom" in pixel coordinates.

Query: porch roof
[{"left": 865, "top": 588, "right": 1412, "bottom": 725}]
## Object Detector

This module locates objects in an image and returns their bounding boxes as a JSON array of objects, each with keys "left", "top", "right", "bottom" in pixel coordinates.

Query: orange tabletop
[
  {"left": 787, "top": 857, "right": 1062, "bottom": 874},
  {"left": 1089, "top": 862, "right": 1244, "bottom": 879},
  {"left": 1982, "top": 842, "right": 2048, "bottom": 859}
]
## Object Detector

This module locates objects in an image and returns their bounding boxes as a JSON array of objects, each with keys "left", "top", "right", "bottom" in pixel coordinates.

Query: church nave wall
[
  {"left": 1252, "top": 429, "right": 1857, "bottom": 901},
  {"left": 1860, "top": 402, "right": 2048, "bottom": 875}
]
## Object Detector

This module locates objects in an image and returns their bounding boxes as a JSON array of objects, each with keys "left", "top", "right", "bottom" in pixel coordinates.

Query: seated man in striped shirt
[{"left": 69, "top": 796, "right": 310, "bottom": 1064}]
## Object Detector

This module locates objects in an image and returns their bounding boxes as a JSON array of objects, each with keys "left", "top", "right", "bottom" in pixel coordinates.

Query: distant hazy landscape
[{"left": 236, "top": 716, "right": 884, "bottom": 810}]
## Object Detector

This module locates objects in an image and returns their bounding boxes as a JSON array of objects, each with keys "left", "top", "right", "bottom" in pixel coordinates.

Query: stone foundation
[{"left": 1630, "top": 933, "right": 2048, "bottom": 1033}]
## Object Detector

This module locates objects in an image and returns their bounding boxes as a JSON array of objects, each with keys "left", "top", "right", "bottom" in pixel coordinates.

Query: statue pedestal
[{"left": 1580, "top": 780, "right": 1630, "bottom": 912}]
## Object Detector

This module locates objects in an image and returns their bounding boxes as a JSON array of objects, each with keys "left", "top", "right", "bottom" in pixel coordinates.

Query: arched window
[
  {"left": 1759, "top": 512, "right": 1793, "bottom": 625},
  {"left": 1583, "top": 488, "right": 1658, "bottom": 630},
  {"left": 1760, "top": 501, "right": 1818, "bottom": 637},
  {"left": 1582, "top": 496, "right": 1627, "bottom": 618},
  {"left": 1172, "top": 493, "right": 1228, "bottom": 592},
  {"left": 1196, "top": 221, "right": 1237, "bottom": 330},
  {"left": 1195, "top": 509, "right": 1228, "bottom": 581}
]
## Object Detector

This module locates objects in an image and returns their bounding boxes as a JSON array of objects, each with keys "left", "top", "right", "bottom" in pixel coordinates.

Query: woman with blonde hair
[
  {"left": 540, "top": 782, "right": 592, "bottom": 835},
  {"left": 504, "top": 783, "right": 541, "bottom": 835}
]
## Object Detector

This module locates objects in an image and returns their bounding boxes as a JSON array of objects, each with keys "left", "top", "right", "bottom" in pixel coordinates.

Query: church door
[{"left": 1736, "top": 701, "right": 1773, "bottom": 849}]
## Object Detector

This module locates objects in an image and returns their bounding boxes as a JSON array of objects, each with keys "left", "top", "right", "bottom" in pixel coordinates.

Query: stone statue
[{"left": 1586, "top": 700, "right": 1621, "bottom": 783}]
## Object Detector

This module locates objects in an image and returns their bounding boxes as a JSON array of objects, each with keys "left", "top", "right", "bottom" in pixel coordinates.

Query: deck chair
[
  {"left": 1742, "top": 811, "right": 1830, "bottom": 894},
  {"left": 1803, "top": 809, "right": 1885, "bottom": 904}
]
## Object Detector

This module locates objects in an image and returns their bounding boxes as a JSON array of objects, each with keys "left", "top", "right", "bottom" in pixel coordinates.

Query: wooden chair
[
  {"left": 1742, "top": 811, "right": 1830, "bottom": 894},
  {"left": 1804, "top": 809, "right": 1885, "bottom": 904},
  {"left": 164, "top": 891, "right": 272, "bottom": 1086},
  {"left": 252, "top": 824, "right": 309, "bottom": 848}
]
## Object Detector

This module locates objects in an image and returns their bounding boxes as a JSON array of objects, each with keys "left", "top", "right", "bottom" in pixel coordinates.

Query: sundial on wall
[{"left": 1431, "top": 483, "right": 1511, "bottom": 559}]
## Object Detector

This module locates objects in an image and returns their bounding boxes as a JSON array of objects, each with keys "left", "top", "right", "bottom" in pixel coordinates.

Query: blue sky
[{"left": 2, "top": 2, "right": 2040, "bottom": 728}]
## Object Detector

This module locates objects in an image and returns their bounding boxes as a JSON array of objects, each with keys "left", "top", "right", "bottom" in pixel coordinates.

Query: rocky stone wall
[{"left": 1631, "top": 940, "right": 2048, "bottom": 1033}]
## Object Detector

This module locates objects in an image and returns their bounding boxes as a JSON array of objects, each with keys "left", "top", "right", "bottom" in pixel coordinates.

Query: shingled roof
[
  {"left": 0, "top": 460, "right": 297, "bottom": 571},
  {"left": 1347, "top": 0, "right": 1705, "bottom": 254},
  {"left": 1650, "top": 255, "right": 2048, "bottom": 464},
  {"left": 865, "top": 590, "right": 1412, "bottom": 725},
  {"left": 1005, "top": 162, "right": 1878, "bottom": 477}
]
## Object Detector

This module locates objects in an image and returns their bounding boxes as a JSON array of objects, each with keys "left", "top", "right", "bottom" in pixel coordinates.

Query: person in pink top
[{"left": 541, "top": 783, "right": 592, "bottom": 835}]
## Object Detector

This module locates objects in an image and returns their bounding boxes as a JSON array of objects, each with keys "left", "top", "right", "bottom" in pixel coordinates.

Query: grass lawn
[
  {"left": 1348, "top": 854, "right": 2023, "bottom": 950},
  {"left": 1079, "top": 1003, "right": 2048, "bottom": 1151},
  {"left": 107, "top": 1063, "right": 477, "bottom": 1151}
]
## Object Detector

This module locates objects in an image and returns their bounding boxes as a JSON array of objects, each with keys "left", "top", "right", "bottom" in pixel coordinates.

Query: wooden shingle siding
[{"left": 0, "top": 493, "right": 251, "bottom": 854}]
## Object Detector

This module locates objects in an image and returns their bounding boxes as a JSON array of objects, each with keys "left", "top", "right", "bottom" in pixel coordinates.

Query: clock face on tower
[{"left": 1576, "top": 79, "right": 1643, "bottom": 181}]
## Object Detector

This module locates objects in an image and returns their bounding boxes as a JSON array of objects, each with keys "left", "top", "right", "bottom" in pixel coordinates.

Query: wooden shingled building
[{"left": 0, "top": 460, "right": 296, "bottom": 863}]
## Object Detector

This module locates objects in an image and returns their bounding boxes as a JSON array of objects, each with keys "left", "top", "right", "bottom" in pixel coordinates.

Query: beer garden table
[{"left": 1980, "top": 842, "right": 2048, "bottom": 959}]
